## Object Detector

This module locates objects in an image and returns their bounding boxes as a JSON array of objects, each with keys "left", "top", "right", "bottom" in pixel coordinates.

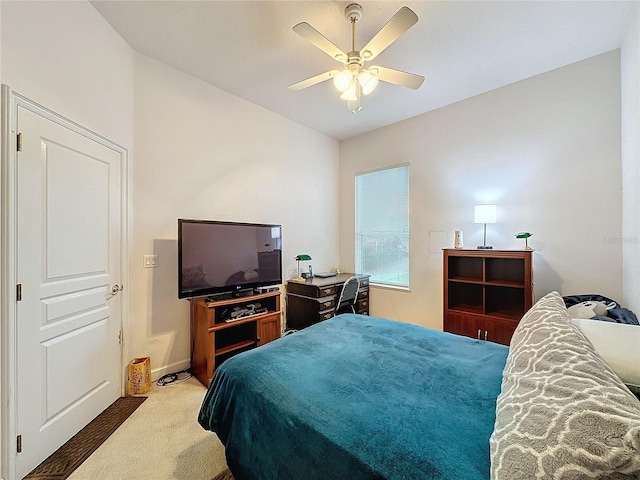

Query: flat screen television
[{"left": 178, "top": 219, "right": 282, "bottom": 299}]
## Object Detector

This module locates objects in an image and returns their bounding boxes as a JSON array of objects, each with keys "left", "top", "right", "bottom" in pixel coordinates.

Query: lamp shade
[
  {"left": 474, "top": 205, "right": 497, "bottom": 224},
  {"left": 340, "top": 82, "right": 358, "bottom": 102},
  {"left": 295, "top": 254, "right": 312, "bottom": 261},
  {"left": 333, "top": 70, "right": 352, "bottom": 92},
  {"left": 358, "top": 69, "right": 378, "bottom": 95}
]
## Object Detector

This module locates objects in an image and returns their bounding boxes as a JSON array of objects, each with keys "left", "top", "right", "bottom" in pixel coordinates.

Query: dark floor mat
[
  {"left": 212, "top": 469, "right": 234, "bottom": 480},
  {"left": 24, "top": 396, "right": 146, "bottom": 479}
]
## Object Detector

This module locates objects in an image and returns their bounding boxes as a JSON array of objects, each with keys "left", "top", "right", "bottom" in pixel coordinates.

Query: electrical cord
[{"left": 156, "top": 367, "right": 192, "bottom": 386}]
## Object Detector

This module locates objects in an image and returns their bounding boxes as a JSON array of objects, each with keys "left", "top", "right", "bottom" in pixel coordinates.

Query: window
[{"left": 355, "top": 164, "right": 409, "bottom": 288}]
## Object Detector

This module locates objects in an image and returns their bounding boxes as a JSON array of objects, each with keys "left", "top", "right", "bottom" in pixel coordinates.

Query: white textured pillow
[
  {"left": 572, "top": 317, "right": 640, "bottom": 387},
  {"left": 490, "top": 291, "right": 640, "bottom": 479}
]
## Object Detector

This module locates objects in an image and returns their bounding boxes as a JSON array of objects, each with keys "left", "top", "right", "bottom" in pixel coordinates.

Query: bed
[{"left": 199, "top": 292, "right": 640, "bottom": 479}]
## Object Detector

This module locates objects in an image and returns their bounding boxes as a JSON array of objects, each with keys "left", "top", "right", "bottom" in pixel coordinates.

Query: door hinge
[
  {"left": 17, "top": 132, "right": 22, "bottom": 152},
  {"left": 118, "top": 329, "right": 123, "bottom": 345},
  {"left": 17, "top": 284, "right": 22, "bottom": 302},
  {"left": 17, "top": 434, "right": 22, "bottom": 453}
]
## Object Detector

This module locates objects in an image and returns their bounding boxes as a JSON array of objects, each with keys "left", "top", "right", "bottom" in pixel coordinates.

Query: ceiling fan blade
[
  {"left": 373, "top": 66, "right": 424, "bottom": 90},
  {"left": 288, "top": 70, "right": 340, "bottom": 92},
  {"left": 361, "top": 7, "right": 418, "bottom": 61},
  {"left": 293, "top": 22, "right": 348, "bottom": 62}
]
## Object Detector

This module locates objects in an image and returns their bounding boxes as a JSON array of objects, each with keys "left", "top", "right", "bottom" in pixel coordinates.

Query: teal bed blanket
[{"left": 198, "top": 314, "right": 508, "bottom": 480}]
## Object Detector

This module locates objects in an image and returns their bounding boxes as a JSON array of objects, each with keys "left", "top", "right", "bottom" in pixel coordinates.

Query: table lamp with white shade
[{"left": 475, "top": 204, "right": 496, "bottom": 249}]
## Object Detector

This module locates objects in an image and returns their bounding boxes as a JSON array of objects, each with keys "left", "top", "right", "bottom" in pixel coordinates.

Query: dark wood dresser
[{"left": 286, "top": 273, "right": 370, "bottom": 330}]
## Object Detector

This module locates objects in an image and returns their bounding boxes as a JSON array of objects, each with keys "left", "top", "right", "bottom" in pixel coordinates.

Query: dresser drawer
[
  {"left": 317, "top": 285, "right": 339, "bottom": 297},
  {"left": 319, "top": 310, "right": 336, "bottom": 322},
  {"left": 357, "top": 298, "right": 369, "bottom": 314},
  {"left": 318, "top": 296, "right": 336, "bottom": 312},
  {"left": 287, "top": 281, "right": 339, "bottom": 298}
]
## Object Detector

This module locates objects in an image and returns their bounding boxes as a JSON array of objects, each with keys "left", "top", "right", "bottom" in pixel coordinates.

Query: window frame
[{"left": 354, "top": 163, "right": 410, "bottom": 290}]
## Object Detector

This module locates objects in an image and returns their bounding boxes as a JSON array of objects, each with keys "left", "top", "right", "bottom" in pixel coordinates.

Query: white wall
[
  {"left": 340, "top": 51, "right": 622, "bottom": 330},
  {"left": 0, "top": 2, "right": 134, "bottom": 478},
  {"left": 0, "top": 1, "right": 133, "bottom": 144},
  {"left": 622, "top": 4, "right": 640, "bottom": 314},
  {"left": 132, "top": 54, "right": 339, "bottom": 377},
  {"left": 0, "top": 0, "right": 339, "bottom": 386}
]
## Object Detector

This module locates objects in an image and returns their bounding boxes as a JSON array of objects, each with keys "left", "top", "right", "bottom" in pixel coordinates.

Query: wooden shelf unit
[
  {"left": 443, "top": 249, "right": 533, "bottom": 345},
  {"left": 190, "top": 290, "right": 281, "bottom": 386}
]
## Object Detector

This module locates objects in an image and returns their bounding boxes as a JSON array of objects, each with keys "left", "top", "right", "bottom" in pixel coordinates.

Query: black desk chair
[{"left": 336, "top": 275, "right": 360, "bottom": 314}]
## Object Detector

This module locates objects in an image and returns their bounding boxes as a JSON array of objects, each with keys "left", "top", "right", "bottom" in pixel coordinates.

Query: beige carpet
[{"left": 68, "top": 377, "right": 229, "bottom": 480}]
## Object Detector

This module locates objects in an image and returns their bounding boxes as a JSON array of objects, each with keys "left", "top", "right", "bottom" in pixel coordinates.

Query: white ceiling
[{"left": 91, "top": 1, "right": 636, "bottom": 141}]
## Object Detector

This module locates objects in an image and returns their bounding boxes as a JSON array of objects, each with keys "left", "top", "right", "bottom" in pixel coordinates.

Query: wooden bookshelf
[{"left": 443, "top": 249, "right": 533, "bottom": 345}]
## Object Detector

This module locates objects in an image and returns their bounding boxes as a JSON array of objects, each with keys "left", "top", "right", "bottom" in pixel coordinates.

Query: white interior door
[{"left": 15, "top": 104, "right": 123, "bottom": 478}]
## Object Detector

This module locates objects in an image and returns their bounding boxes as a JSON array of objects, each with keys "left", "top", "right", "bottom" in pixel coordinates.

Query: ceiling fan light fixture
[
  {"left": 358, "top": 69, "right": 378, "bottom": 95},
  {"left": 340, "top": 81, "right": 359, "bottom": 102},
  {"left": 290, "top": 4, "right": 423, "bottom": 114},
  {"left": 333, "top": 70, "right": 353, "bottom": 92}
]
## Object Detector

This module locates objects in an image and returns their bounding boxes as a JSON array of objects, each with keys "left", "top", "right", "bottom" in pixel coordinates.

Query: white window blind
[{"left": 355, "top": 164, "right": 409, "bottom": 288}]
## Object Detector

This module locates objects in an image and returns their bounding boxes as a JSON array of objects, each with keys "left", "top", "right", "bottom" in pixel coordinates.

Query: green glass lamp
[
  {"left": 516, "top": 232, "right": 532, "bottom": 250},
  {"left": 294, "top": 254, "right": 312, "bottom": 281}
]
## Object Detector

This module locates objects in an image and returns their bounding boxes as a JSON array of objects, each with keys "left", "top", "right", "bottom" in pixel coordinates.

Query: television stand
[{"left": 190, "top": 290, "right": 281, "bottom": 386}]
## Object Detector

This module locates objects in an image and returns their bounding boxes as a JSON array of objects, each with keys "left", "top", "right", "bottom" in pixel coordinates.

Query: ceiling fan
[{"left": 289, "top": 3, "right": 425, "bottom": 114}]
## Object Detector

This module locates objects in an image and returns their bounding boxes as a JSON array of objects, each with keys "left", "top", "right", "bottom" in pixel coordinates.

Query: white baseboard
[{"left": 151, "top": 359, "right": 190, "bottom": 382}]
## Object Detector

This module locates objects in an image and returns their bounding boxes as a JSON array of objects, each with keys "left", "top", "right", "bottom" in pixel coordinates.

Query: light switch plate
[{"left": 143, "top": 254, "right": 158, "bottom": 268}]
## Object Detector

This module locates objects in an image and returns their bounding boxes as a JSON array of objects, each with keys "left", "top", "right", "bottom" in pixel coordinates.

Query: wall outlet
[{"left": 143, "top": 254, "right": 158, "bottom": 268}]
